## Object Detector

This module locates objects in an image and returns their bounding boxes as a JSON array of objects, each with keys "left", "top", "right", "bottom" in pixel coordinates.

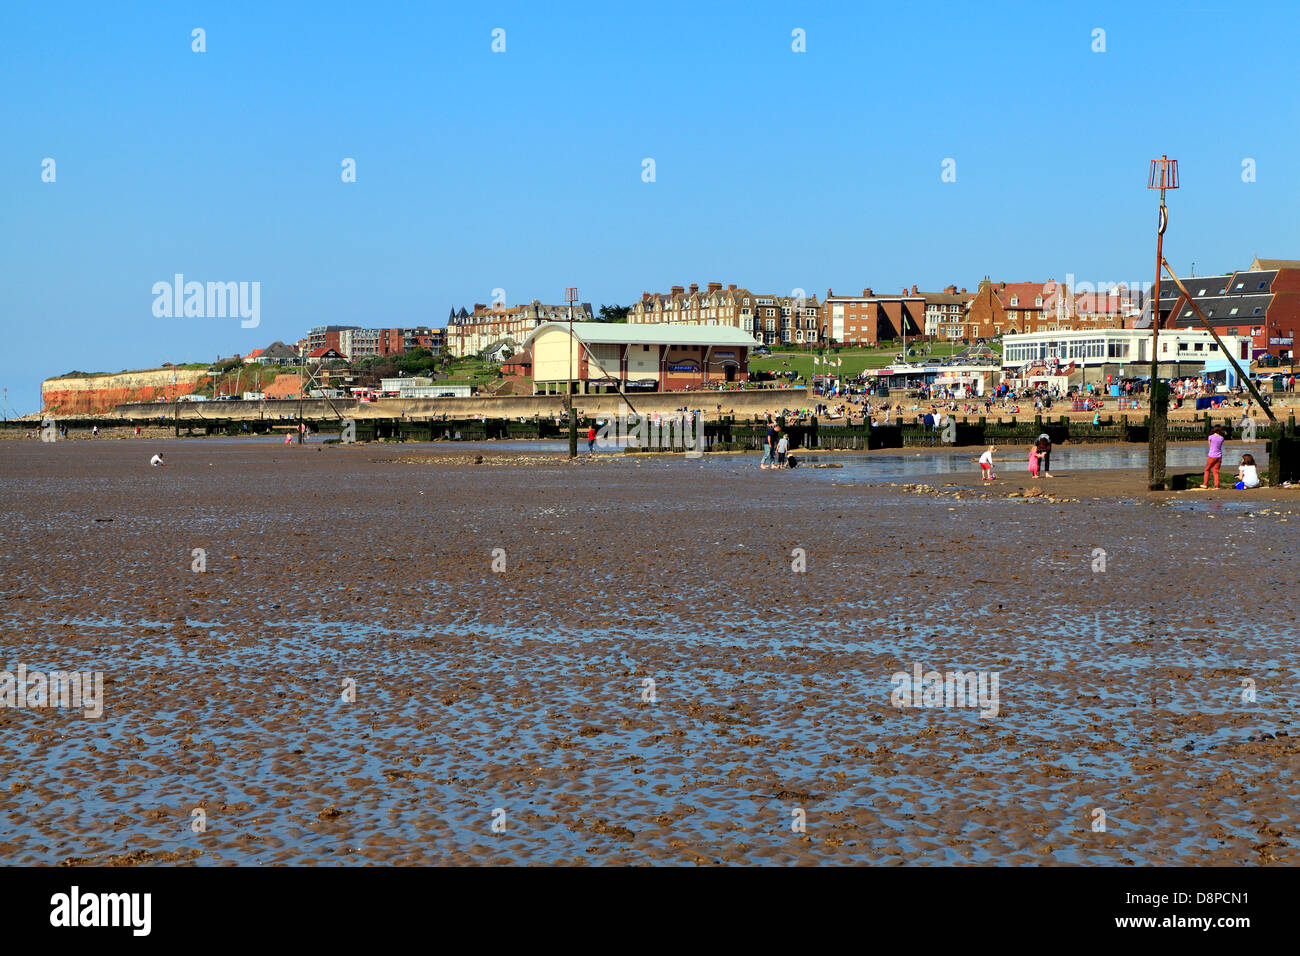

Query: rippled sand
[{"left": 0, "top": 440, "right": 1295, "bottom": 865}]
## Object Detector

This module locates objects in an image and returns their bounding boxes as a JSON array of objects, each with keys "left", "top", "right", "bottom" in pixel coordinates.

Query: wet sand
[{"left": 0, "top": 440, "right": 1296, "bottom": 866}]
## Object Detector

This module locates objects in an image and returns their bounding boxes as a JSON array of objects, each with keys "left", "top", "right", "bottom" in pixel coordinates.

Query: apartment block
[{"left": 627, "top": 282, "right": 820, "bottom": 347}]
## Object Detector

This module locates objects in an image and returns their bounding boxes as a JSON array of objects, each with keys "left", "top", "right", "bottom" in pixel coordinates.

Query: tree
[{"left": 598, "top": 304, "right": 630, "bottom": 323}]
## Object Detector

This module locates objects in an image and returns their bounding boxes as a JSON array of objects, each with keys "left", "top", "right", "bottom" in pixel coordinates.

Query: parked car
[{"left": 754, "top": 346, "right": 772, "bottom": 356}]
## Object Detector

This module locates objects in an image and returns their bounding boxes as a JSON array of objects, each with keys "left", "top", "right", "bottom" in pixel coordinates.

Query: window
[
  {"left": 1035, "top": 296, "right": 1043, "bottom": 307},
  {"left": 1010, "top": 296, "right": 1019, "bottom": 306},
  {"left": 1258, "top": 281, "right": 1267, "bottom": 290},
  {"left": 1229, "top": 307, "right": 1239, "bottom": 315}
]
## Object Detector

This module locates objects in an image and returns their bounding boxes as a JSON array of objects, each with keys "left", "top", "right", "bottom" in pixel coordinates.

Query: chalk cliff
[{"left": 42, "top": 369, "right": 210, "bottom": 415}]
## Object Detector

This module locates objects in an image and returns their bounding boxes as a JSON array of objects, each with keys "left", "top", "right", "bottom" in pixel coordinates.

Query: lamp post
[{"left": 1147, "top": 155, "right": 1178, "bottom": 490}]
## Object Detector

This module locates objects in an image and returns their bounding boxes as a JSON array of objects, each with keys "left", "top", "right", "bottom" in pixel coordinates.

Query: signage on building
[
  {"left": 1269, "top": 336, "right": 1293, "bottom": 346},
  {"left": 712, "top": 350, "right": 735, "bottom": 359},
  {"left": 667, "top": 362, "right": 700, "bottom": 373}
]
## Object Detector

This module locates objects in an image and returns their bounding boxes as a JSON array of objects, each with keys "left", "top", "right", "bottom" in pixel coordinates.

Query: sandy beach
[{"left": 0, "top": 439, "right": 1295, "bottom": 865}]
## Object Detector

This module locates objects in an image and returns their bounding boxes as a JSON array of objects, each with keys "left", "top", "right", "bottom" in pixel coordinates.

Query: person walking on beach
[
  {"left": 761, "top": 423, "right": 780, "bottom": 469},
  {"left": 587, "top": 424, "right": 596, "bottom": 454},
  {"left": 776, "top": 432, "right": 789, "bottom": 469},
  {"left": 979, "top": 446, "right": 997, "bottom": 482},
  {"left": 1235, "top": 453, "right": 1260, "bottom": 489},
  {"left": 1204, "top": 424, "right": 1226, "bottom": 489},
  {"left": 1028, "top": 443, "right": 1040, "bottom": 478}
]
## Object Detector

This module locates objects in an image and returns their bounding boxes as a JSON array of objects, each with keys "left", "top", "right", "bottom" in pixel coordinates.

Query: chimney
[
  {"left": 863, "top": 288, "right": 873, "bottom": 297},
  {"left": 473, "top": 303, "right": 486, "bottom": 312},
  {"left": 960, "top": 287, "right": 966, "bottom": 294},
  {"left": 671, "top": 285, "right": 684, "bottom": 294},
  {"left": 911, "top": 284, "right": 919, "bottom": 295},
  {"left": 707, "top": 282, "right": 722, "bottom": 292},
  {"left": 688, "top": 283, "right": 699, "bottom": 293},
  {"left": 727, "top": 283, "right": 736, "bottom": 291},
  {"left": 944, "top": 285, "right": 957, "bottom": 294}
]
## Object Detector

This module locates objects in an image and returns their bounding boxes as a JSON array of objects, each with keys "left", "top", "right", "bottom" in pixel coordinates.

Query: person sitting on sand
[
  {"left": 149, "top": 453, "right": 165, "bottom": 467},
  {"left": 1235, "top": 453, "right": 1260, "bottom": 489}
]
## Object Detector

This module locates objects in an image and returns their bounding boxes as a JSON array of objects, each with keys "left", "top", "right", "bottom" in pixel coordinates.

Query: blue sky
[{"left": 3, "top": 0, "right": 1297, "bottom": 414}]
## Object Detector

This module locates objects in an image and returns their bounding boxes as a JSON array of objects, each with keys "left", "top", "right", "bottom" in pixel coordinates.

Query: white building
[
  {"left": 1001, "top": 328, "right": 1249, "bottom": 383},
  {"left": 379, "top": 377, "right": 475, "bottom": 398}
]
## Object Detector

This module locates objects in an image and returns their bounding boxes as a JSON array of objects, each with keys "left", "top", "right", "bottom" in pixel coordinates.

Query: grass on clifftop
[{"left": 47, "top": 363, "right": 210, "bottom": 381}]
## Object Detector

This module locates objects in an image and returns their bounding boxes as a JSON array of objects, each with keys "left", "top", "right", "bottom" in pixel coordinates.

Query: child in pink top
[
  {"left": 1028, "top": 445, "right": 1040, "bottom": 477},
  {"left": 1204, "top": 425, "right": 1226, "bottom": 489}
]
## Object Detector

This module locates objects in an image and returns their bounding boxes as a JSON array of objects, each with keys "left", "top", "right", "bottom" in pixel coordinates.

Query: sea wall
[{"left": 99, "top": 388, "right": 814, "bottom": 422}]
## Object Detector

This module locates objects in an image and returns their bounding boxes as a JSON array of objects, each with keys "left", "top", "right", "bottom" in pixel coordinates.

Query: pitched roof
[
  {"left": 1161, "top": 275, "right": 1233, "bottom": 300},
  {"left": 524, "top": 321, "right": 757, "bottom": 348},
  {"left": 1226, "top": 270, "right": 1277, "bottom": 294},
  {"left": 996, "top": 281, "right": 1060, "bottom": 308},
  {"left": 1170, "top": 293, "right": 1272, "bottom": 327},
  {"left": 1250, "top": 257, "right": 1300, "bottom": 271},
  {"left": 260, "top": 341, "right": 298, "bottom": 359}
]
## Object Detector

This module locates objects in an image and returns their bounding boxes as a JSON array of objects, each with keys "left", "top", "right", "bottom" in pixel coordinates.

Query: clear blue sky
[{"left": 3, "top": 0, "right": 1297, "bottom": 414}]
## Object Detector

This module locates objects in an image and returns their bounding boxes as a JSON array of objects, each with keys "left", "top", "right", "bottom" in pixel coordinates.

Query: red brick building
[
  {"left": 821, "top": 288, "right": 924, "bottom": 346},
  {"left": 1158, "top": 259, "right": 1300, "bottom": 360}
]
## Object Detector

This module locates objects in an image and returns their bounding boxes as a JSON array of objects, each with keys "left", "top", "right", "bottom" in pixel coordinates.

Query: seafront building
[
  {"left": 626, "top": 283, "right": 821, "bottom": 347},
  {"left": 1000, "top": 328, "right": 1250, "bottom": 386},
  {"left": 1154, "top": 258, "right": 1300, "bottom": 361},
  {"left": 822, "top": 285, "right": 972, "bottom": 345},
  {"left": 523, "top": 321, "right": 753, "bottom": 394},
  {"left": 445, "top": 300, "right": 594, "bottom": 358},
  {"left": 304, "top": 325, "right": 443, "bottom": 361}
]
